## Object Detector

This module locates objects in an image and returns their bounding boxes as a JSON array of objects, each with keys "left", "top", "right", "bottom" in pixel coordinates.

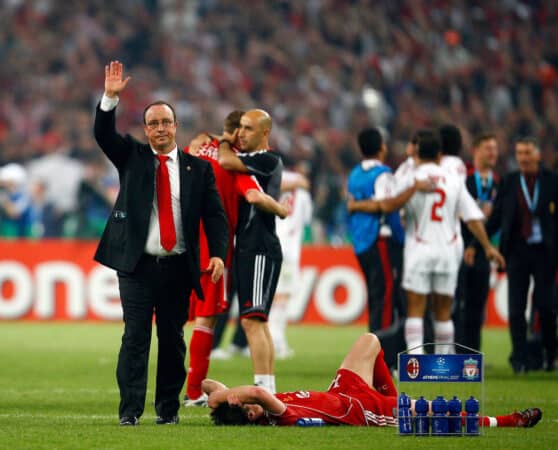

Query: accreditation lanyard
[
  {"left": 474, "top": 171, "right": 493, "bottom": 202},
  {"left": 519, "top": 174, "right": 539, "bottom": 213}
]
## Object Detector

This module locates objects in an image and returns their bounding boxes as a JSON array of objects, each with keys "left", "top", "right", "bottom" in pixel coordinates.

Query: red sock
[
  {"left": 494, "top": 414, "right": 515, "bottom": 427},
  {"left": 186, "top": 326, "right": 213, "bottom": 399},
  {"left": 373, "top": 349, "right": 397, "bottom": 396}
]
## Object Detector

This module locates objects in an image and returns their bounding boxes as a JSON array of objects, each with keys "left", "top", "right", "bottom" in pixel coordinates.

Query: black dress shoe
[
  {"left": 155, "top": 415, "right": 179, "bottom": 425},
  {"left": 509, "top": 356, "right": 527, "bottom": 374},
  {"left": 119, "top": 416, "right": 139, "bottom": 426}
]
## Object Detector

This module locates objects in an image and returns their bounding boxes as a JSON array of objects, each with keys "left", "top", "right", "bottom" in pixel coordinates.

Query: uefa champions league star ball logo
[
  {"left": 463, "top": 358, "right": 480, "bottom": 380},
  {"left": 406, "top": 357, "right": 420, "bottom": 379}
]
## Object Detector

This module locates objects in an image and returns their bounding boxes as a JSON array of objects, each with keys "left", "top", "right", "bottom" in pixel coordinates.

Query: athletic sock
[
  {"left": 434, "top": 320, "right": 455, "bottom": 354},
  {"left": 270, "top": 375, "right": 276, "bottom": 394},
  {"left": 493, "top": 414, "right": 517, "bottom": 427},
  {"left": 254, "top": 374, "right": 275, "bottom": 393},
  {"left": 373, "top": 349, "right": 397, "bottom": 396},
  {"left": 186, "top": 325, "right": 214, "bottom": 399},
  {"left": 405, "top": 317, "right": 424, "bottom": 354},
  {"left": 460, "top": 413, "right": 498, "bottom": 428}
]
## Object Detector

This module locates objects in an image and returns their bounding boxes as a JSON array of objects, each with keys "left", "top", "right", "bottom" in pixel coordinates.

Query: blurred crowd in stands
[{"left": 1, "top": 0, "right": 558, "bottom": 242}]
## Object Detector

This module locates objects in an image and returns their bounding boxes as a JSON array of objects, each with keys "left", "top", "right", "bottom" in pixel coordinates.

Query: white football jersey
[
  {"left": 400, "top": 162, "right": 483, "bottom": 275},
  {"left": 402, "top": 162, "right": 483, "bottom": 244},
  {"left": 277, "top": 172, "right": 313, "bottom": 264},
  {"left": 394, "top": 156, "right": 416, "bottom": 182},
  {"left": 440, "top": 154, "right": 467, "bottom": 183}
]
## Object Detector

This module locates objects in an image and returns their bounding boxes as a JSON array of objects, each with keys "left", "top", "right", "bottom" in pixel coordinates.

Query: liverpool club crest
[{"left": 463, "top": 358, "right": 479, "bottom": 380}]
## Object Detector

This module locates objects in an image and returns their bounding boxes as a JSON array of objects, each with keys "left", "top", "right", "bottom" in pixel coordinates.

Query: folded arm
[
  {"left": 207, "top": 384, "right": 286, "bottom": 415},
  {"left": 217, "top": 130, "right": 248, "bottom": 172}
]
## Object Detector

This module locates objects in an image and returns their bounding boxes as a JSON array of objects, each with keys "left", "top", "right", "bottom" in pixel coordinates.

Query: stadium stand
[{"left": 1, "top": 1, "right": 557, "bottom": 240}]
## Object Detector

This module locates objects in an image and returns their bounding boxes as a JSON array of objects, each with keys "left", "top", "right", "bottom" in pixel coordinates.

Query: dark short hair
[
  {"left": 515, "top": 135, "right": 539, "bottom": 149},
  {"left": 224, "top": 110, "right": 245, "bottom": 134},
  {"left": 411, "top": 129, "right": 432, "bottom": 145},
  {"left": 472, "top": 132, "right": 497, "bottom": 149},
  {"left": 210, "top": 404, "right": 250, "bottom": 426},
  {"left": 143, "top": 101, "right": 177, "bottom": 124},
  {"left": 438, "top": 123, "right": 462, "bottom": 156},
  {"left": 417, "top": 129, "right": 441, "bottom": 160},
  {"left": 357, "top": 128, "right": 383, "bottom": 158}
]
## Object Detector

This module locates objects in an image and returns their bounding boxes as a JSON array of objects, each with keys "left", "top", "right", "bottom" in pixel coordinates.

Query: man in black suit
[
  {"left": 93, "top": 61, "right": 228, "bottom": 425},
  {"left": 485, "top": 136, "right": 558, "bottom": 373}
]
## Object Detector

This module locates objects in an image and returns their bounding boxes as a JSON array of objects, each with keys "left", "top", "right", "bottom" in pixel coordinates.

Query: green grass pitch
[{"left": 0, "top": 323, "right": 556, "bottom": 449}]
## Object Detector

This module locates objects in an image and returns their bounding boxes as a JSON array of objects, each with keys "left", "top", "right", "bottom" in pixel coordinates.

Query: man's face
[
  {"left": 515, "top": 142, "right": 540, "bottom": 174},
  {"left": 475, "top": 138, "right": 498, "bottom": 169},
  {"left": 143, "top": 104, "right": 177, "bottom": 152},
  {"left": 238, "top": 114, "right": 266, "bottom": 152},
  {"left": 243, "top": 404, "right": 264, "bottom": 422}
]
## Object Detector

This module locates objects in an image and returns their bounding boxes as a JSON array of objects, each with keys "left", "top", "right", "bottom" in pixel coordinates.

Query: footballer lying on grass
[{"left": 203, "top": 333, "right": 541, "bottom": 428}]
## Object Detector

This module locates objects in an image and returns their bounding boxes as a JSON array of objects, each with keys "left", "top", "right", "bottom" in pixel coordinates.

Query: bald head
[
  {"left": 245, "top": 109, "right": 272, "bottom": 131},
  {"left": 238, "top": 109, "right": 273, "bottom": 152}
]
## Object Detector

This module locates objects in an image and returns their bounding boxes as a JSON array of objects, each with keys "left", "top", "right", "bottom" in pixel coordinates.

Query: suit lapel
[
  {"left": 178, "top": 150, "right": 193, "bottom": 226},
  {"left": 139, "top": 145, "right": 156, "bottom": 202},
  {"left": 535, "top": 169, "right": 549, "bottom": 215}
]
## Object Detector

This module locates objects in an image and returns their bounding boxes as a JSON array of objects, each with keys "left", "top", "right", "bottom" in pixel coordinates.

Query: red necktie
[{"left": 155, "top": 154, "right": 176, "bottom": 251}]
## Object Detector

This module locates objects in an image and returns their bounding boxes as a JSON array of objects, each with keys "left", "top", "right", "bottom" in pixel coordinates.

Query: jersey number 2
[{"left": 430, "top": 188, "right": 446, "bottom": 222}]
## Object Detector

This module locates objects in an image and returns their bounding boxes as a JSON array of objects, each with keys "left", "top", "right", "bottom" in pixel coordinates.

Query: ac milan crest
[{"left": 406, "top": 357, "right": 420, "bottom": 379}]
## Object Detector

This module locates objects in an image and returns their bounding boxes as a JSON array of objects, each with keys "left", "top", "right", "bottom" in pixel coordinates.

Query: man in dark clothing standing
[
  {"left": 346, "top": 129, "right": 407, "bottom": 333},
  {"left": 217, "top": 109, "right": 283, "bottom": 394},
  {"left": 94, "top": 61, "right": 228, "bottom": 425},
  {"left": 484, "top": 136, "right": 558, "bottom": 373},
  {"left": 455, "top": 133, "right": 500, "bottom": 352}
]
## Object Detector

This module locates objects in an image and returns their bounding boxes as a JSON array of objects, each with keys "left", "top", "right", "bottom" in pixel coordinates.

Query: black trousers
[
  {"left": 507, "top": 242, "right": 557, "bottom": 368},
  {"left": 455, "top": 259, "right": 490, "bottom": 352},
  {"left": 356, "top": 238, "right": 404, "bottom": 332},
  {"left": 116, "top": 253, "right": 191, "bottom": 419}
]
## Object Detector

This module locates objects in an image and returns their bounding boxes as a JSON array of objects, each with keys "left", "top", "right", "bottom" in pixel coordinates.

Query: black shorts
[{"left": 233, "top": 252, "right": 281, "bottom": 320}]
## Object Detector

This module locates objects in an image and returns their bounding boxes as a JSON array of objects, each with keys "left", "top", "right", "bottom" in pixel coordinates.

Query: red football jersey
[
  {"left": 264, "top": 369, "right": 397, "bottom": 427},
  {"left": 186, "top": 139, "right": 261, "bottom": 268}
]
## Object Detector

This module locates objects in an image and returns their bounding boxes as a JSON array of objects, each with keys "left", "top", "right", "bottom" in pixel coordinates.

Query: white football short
[
  {"left": 402, "top": 270, "right": 457, "bottom": 296},
  {"left": 402, "top": 240, "right": 460, "bottom": 296}
]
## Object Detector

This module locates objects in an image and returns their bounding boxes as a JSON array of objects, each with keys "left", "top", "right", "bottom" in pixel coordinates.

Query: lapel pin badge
[{"left": 550, "top": 201, "right": 555, "bottom": 214}]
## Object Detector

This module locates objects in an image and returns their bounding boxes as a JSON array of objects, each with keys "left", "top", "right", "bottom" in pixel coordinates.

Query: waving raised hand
[{"left": 104, "top": 60, "right": 131, "bottom": 98}]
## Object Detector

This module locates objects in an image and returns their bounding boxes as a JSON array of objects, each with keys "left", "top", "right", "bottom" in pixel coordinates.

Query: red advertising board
[{"left": 0, "top": 241, "right": 509, "bottom": 326}]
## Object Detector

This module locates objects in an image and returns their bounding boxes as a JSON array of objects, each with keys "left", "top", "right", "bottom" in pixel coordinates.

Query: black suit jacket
[
  {"left": 93, "top": 104, "right": 228, "bottom": 298},
  {"left": 484, "top": 167, "right": 558, "bottom": 268}
]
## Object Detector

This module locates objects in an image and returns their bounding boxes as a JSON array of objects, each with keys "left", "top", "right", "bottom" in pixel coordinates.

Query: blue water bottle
[
  {"left": 465, "top": 396, "right": 479, "bottom": 436},
  {"left": 447, "top": 396, "right": 462, "bottom": 436},
  {"left": 414, "top": 396, "right": 429, "bottom": 436},
  {"left": 431, "top": 395, "right": 448, "bottom": 436},
  {"left": 398, "top": 392, "right": 412, "bottom": 435},
  {"left": 296, "top": 418, "right": 326, "bottom": 426}
]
